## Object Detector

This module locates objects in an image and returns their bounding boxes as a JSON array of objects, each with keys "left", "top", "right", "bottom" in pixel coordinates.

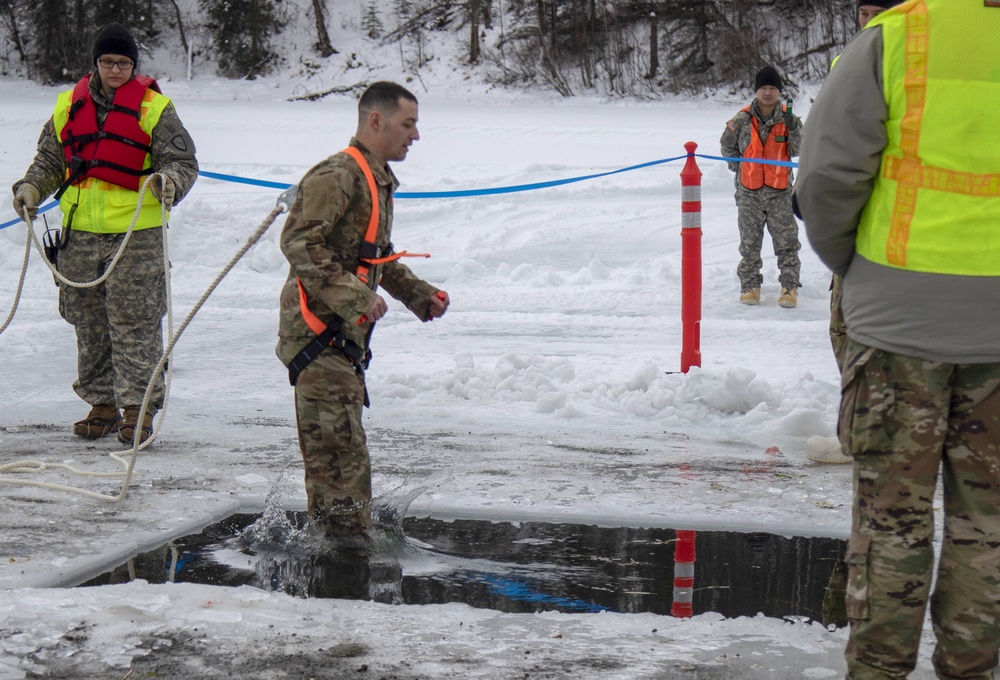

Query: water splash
[{"left": 372, "top": 467, "right": 455, "bottom": 532}]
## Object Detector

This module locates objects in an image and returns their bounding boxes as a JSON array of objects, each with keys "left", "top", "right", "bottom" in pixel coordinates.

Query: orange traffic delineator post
[{"left": 679, "top": 141, "right": 702, "bottom": 373}]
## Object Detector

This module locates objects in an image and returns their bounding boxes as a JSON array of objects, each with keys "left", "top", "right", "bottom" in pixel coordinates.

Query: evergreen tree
[
  {"left": 203, "top": 0, "right": 286, "bottom": 79},
  {"left": 361, "top": 0, "right": 384, "bottom": 39}
]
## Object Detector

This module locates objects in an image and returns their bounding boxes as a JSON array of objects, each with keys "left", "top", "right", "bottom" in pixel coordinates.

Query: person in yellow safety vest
[
  {"left": 10, "top": 22, "right": 198, "bottom": 446},
  {"left": 828, "top": 0, "right": 906, "bottom": 379},
  {"left": 794, "top": 1, "right": 1000, "bottom": 677},
  {"left": 720, "top": 66, "right": 804, "bottom": 308},
  {"left": 276, "top": 81, "right": 450, "bottom": 543}
]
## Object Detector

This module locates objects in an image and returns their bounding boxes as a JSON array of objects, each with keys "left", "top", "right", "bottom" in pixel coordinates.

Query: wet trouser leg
[{"left": 293, "top": 351, "right": 372, "bottom": 538}]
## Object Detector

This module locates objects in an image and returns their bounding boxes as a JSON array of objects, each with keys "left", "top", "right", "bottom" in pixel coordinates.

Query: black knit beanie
[
  {"left": 754, "top": 66, "right": 783, "bottom": 92},
  {"left": 92, "top": 22, "right": 139, "bottom": 67},
  {"left": 858, "top": 0, "right": 903, "bottom": 8}
]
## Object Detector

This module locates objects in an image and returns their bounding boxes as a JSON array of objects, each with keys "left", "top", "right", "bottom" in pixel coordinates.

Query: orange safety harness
[{"left": 287, "top": 146, "right": 429, "bottom": 391}]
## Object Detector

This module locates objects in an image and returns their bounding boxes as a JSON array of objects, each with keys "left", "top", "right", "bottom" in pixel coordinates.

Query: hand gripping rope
[{"left": 0, "top": 179, "right": 297, "bottom": 503}]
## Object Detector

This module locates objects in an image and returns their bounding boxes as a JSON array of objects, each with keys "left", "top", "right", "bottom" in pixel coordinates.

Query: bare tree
[
  {"left": 0, "top": 0, "right": 27, "bottom": 64},
  {"left": 469, "top": 0, "right": 481, "bottom": 62},
  {"left": 646, "top": 8, "right": 657, "bottom": 79},
  {"left": 311, "top": 0, "right": 336, "bottom": 56}
]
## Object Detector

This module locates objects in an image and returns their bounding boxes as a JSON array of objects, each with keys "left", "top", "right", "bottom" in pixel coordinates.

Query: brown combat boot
[
  {"left": 72, "top": 404, "right": 122, "bottom": 439},
  {"left": 740, "top": 287, "right": 761, "bottom": 305},
  {"left": 778, "top": 287, "right": 798, "bottom": 308},
  {"left": 118, "top": 406, "right": 154, "bottom": 445}
]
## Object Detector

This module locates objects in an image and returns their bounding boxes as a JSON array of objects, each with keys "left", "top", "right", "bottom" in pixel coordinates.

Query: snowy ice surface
[{"left": 0, "top": 70, "right": 942, "bottom": 678}]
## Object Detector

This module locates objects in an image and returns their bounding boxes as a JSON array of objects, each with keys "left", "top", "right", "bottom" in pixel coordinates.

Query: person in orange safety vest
[{"left": 720, "top": 66, "right": 804, "bottom": 308}]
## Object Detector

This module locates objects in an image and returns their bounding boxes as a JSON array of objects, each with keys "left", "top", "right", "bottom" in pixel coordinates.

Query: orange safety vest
[{"left": 739, "top": 105, "right": 790, "bottom": 190}]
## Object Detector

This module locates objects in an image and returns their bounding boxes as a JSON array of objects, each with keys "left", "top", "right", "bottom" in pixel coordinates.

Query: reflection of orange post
[
  {"left": 672, "top": 529, "right": 696, "bottom": 618},
  {"left": 679, "top": 142, "right": 702, "bottom": 373}
]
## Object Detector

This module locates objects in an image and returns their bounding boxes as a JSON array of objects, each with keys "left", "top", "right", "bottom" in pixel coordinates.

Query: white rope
[
  {"left": 0, "top": 181, "right": 295, "bottom": 503},
  {"left": 0, "top": 214, "right": 32, "bottom": 336},
  {"left": 0, "top": 176, "right": 155, "bottom": 340}
]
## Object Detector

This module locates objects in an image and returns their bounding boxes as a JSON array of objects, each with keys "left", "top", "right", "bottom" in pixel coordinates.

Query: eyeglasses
[{"left": 97, "top": 58, "right": 134, "bottom": 71}]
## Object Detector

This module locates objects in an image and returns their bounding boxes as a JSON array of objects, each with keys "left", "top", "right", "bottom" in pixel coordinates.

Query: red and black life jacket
[{"left": 57, "top": 74, "right": 161, "bottom": 198}]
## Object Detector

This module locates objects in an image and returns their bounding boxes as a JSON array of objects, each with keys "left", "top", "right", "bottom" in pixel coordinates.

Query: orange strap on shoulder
[{"left": 343, "top": 146, "right": 380, "bottom": 284}]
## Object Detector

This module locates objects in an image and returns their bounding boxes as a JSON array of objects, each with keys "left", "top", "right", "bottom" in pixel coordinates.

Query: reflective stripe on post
[
  {"left": 672, "top": 529, "right": 697, "bottom": 618},
  {"left": 679, "top": 142, "right": 702, "bottom": 373}
]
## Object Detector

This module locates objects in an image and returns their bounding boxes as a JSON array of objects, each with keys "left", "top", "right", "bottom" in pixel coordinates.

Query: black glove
[{"left": 783, "top": 100, "right": 796, "bottom": 129}]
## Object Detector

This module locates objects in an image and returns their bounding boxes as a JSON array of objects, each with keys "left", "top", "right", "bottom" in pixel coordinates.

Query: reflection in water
[
  {"left": 81, "top": 510, "right": 844, "bottom": 626},
  {"left": 254, "top": 548, "right": 403, "bottom": 604},
  {"left": 671, "top": 529, "right": 696, "bottom": 618}
]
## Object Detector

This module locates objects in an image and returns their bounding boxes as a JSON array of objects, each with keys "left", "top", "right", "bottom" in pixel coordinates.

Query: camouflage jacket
[
  {"left": 720, "top": 99, "right": 802, "bottom": 192},
  {"left": 12, "top": 72, "right": 199, "bottom": 207},
  {"left": 276, "top": 139, "right": 439, "bottom": 366}
]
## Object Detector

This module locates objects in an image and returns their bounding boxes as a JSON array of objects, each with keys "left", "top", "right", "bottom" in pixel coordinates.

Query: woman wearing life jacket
[
  {"left": 11, "top": 22, "right": 199, "bottom": 445},
  {"left": 720, "top": 66, "right": 804, "bottom": 308}
]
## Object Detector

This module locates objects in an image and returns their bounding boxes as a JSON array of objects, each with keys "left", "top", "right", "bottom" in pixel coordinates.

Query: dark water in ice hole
[{"left": 80, "top": 513, "right": 845, "bottom": 625}]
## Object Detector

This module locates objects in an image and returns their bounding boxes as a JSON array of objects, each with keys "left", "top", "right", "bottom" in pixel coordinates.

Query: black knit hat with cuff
[
  {"left": 92, "top": 22, "right": 139, "bottom": 68},
  {"left": 858, "top": 0, "right": 903, "bottom": 8},
  {"left": 754, "top": 66, "right": 783, "bottom": 92}
]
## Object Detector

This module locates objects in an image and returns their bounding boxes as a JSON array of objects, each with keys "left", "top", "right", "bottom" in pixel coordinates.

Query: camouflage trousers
[
  {"left": 839, "top": 339, "right": 1000, "bottom": 679},
  {"left": 57, "top": 228, "right": 166, "bottom": 410},
  {"left": 734, "top": 187, "right": 801, "bottom": 292},
  {"left": 830, "top": 274, "right": 848, "bottom": 373},
  {"left": 293, "top": 350, "right": 372, "bottom": 538}
]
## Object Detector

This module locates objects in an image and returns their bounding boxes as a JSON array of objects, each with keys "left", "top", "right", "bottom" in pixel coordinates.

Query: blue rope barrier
[
  {"left": 199, "top": 155, "right": 689, "bottom": 198},
  {"left": 0, "top": 153, "right": 795, "bottom": 231},
  {"left": 0, "top": 201, "right": 59, "bottom": 231},
  {"left": 697, "top": 153, "right": 798, "bottom": 169}
]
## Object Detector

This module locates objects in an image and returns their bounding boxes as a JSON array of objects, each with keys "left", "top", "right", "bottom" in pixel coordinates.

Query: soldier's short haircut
[{"left": 358, "top": 81, "right": 417, "bottom": 118}]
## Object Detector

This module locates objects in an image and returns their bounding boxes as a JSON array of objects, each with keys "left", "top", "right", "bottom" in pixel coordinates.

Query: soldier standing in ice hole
[{"left": 276, "top": 81, "right": 449, "bottom": 541}]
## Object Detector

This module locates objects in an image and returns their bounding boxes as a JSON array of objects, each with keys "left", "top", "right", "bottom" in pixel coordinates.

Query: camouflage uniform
[
  {"left": 720, "top": 100, "right": 803, "bottom": 293},
  {"left": 13, "top": 73, "right": 198, "bottom": 412},
  {"left": 276, "top": 139, "right": 439, "bottom": 537},
  {"left": 830, "top": 274, "right": 848, "bottom": 372},
  {"left": 839, "top": 338, "right": 1000, "bottom": 679}
]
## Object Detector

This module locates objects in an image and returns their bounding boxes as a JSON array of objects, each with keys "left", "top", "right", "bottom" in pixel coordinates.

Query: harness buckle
[
  {"left": 69, "top": 155, "right": 86, "bottom": 175},
  {"left": 276, "top": 184, "right": 297, "bottom": 212}
]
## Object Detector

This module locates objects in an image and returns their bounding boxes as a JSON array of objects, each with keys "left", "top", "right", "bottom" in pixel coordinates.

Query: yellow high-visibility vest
[
  {"left": 855, "top": 0, "right": 1000, "bottom": 275},
  {"left": 52, "top": 80, "right": 170, "bottom": 233}
]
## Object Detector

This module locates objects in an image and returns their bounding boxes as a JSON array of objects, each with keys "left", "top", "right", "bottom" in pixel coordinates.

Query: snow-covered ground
[{"left": 0, "top": 72, "right": 942, "bottom": 678}]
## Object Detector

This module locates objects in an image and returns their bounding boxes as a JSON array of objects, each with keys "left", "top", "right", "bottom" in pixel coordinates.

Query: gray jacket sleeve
[
  {"left": 793, "top": 27, "right": 887, "bottom": 276},
  {"left": 150, "top": 103, "right": 199, "bottom": 205},
  {"left": 13, "top": 119, "right": 66, "bottom": 200}
]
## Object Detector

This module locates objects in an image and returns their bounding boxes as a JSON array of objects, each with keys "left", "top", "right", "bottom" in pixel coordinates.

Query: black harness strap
[
  {"left": 61, "top": 131, "right": 152, "bottom": 154},
  {"left": 287, "top": 312, "right": 372, "bottom": 393}
]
